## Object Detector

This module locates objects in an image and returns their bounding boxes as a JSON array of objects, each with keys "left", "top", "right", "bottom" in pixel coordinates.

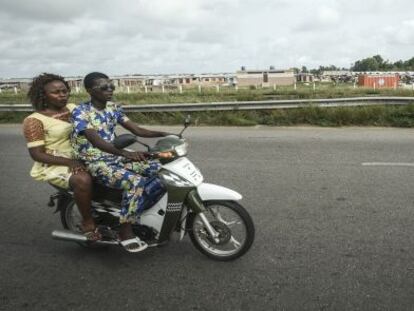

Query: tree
[
  {"left": 307, "top": 55, "right": 414, "bottom": 73},
  {"left": 351, "top": 55, "right": 392, "bottom": 71},
  {"left": 404, "top": 57, "right": 414, "bottom": 70},
  {"left": 393, "top": 60, "right": 404, "bottom": 70}
]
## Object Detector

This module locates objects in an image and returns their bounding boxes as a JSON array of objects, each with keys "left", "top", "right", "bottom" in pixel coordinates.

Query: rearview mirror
[
  {"left": 184, "top": 115, "right": 191, "bottom": 128},
  {"left": 113, "top": 134, "right": 136, "bottom": 149}
]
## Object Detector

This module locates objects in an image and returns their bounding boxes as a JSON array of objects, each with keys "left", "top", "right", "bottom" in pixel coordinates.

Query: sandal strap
[
  {"left": 120, "top": 237, "right": 148, "bottom": 253},
  {"left": 84, "top": 228, "right": 103, "bottom": 241}
]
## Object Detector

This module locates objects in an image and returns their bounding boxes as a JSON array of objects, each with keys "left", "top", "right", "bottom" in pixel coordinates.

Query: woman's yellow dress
[{"left": 23, "top": 103, "right": 76, "bottom": 189}]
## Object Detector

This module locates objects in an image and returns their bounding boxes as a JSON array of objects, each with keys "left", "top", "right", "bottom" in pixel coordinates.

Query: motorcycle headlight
[{"left": 174, "top": 141, "right": 188, "bottom": 156}]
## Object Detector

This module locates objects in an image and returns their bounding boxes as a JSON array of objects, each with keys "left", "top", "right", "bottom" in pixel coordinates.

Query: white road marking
[{"left": 362, "top": 162, "right": 414, "bottom": 167}]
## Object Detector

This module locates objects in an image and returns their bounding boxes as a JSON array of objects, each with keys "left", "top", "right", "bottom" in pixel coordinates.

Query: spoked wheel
[
  {"left": 60, "top": 199, "right": 83, "bottom": 233},
  {"left": 188, "top": 200, "right": 255, "bottom": 261}
]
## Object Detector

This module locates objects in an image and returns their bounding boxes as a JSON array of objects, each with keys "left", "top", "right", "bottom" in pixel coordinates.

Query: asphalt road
[{"left": 1, "top": 124, "right": 414, "bottom": 311}]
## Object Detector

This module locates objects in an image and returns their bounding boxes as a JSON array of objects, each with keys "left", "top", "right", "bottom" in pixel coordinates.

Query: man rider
[{"left": 71, "top": 72, "right": 171, "bottom": 252}]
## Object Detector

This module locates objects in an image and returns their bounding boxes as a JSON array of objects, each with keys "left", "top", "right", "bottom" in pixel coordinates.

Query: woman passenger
[{"left": 22, "top": 73, "right": 101, "bottom": 241}]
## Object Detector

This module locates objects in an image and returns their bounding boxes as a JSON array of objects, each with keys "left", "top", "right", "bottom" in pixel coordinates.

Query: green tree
[
  {"left": 352, "top": 55, "right": 391, "bottom": 71},
  {"left": 404, "top": 57, "right": 414, "bottom": 70}
]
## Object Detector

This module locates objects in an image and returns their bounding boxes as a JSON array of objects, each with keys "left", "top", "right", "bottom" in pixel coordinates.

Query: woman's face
[
  {"left": 89, "top": 78, "right": 115, "bottom": 103},
  {"left": 43, "top": 80, "right": 69, "bottom": 109}
]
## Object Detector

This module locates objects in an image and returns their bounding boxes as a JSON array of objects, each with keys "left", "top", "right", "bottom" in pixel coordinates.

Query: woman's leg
[{"left": 69, "top": 172, "right": 98, "bottom": 235}]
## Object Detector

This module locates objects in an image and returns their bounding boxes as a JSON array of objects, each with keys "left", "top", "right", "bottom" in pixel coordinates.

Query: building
[
  {"left": 358, "top": 74, "right": 399, "bottom": 88},
  {"left": 297, "top": 73, "right": 314, "bottom": 83},
  {"left": 320, "top": 70, "right": 353, "bottom": 83},
  {"left": 196, "top": 74, "right": 229, "bottom": 86},
  {"left": 144, "top": 73, "right": 230, "bottom": 87},
  {"left": 112, "top": 75, "right": 146, "bottom": 88},
  {"left": 236, "top": 67, "right": 295, "bottom": 87},
  {"left": 65, "top": 77, "right": 83, "bottom": 90},
  {"left": 0, "top": 78, "right": 31, "bottom": 90}
]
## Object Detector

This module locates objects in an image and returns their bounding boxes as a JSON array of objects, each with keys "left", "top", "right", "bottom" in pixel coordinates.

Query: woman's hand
[
  {"left": 121, "top": 150, "right": 148, "bottom": 162},
  {"left": 69, "top": 160, "right": 87, "bottom": 175}
]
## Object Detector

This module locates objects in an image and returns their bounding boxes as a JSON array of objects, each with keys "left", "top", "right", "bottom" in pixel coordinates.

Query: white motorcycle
[{"left": 50, "top": 118, "right": 255, "bottom": 261}]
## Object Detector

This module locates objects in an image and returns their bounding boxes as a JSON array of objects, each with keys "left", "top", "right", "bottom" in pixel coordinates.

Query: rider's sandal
[
  {"left": 81, "top": 226, "right": 103, "bottom": 242},
  {"left": 120, "top": 237, "right": 148, "bottom": 253}
]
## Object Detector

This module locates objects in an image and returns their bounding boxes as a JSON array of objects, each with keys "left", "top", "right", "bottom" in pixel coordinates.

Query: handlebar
[{"left": 144, "top": 151, "right": 174, "bottom": 160}]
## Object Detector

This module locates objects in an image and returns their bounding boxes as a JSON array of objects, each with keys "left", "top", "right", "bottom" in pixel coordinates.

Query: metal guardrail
[{"left": 1, "top": 97, "right": 414, "bottom": 112}]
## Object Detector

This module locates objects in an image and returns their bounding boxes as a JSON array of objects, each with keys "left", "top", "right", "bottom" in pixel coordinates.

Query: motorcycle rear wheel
[
  {"left": 188, "top": 200, "right": 254, "bottom": 261},
  {"left": 60, "top": 199, "right": 82, "bottom": 233}
]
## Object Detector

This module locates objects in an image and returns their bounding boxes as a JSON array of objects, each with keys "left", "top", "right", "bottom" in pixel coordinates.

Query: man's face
[{"left": 88, "top": 78, "right": 115, "bottom": 103}]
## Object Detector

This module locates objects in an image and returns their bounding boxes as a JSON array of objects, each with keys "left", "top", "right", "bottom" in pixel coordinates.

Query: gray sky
[{"left": 1, "top": 0, "right": 413, "bottom": 78}]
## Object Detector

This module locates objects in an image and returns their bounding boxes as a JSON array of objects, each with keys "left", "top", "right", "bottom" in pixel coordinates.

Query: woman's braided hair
[{"left": 27, "top": 73, "right": 71, "bottom": 111}]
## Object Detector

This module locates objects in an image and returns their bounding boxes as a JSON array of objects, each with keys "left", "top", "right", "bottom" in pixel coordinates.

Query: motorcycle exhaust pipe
[
  {"left": 51, "top": 230, "right": 119, "bottom": 245},
  {"left": 52, "top": 230, "right": 88, "bottom": 242}
]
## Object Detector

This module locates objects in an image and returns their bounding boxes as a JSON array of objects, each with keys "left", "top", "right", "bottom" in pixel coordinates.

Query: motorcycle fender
[
  {"left": 54, "top": 193, "right": 73, "bottom": 214},
  {"left": 196, "top": 183, "right": 242, "bottom": 201}
]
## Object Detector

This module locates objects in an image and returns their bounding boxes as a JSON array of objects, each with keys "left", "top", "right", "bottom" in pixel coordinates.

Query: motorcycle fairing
[{"left": 197, "top": 183, "right": 242, "bottom": 201}]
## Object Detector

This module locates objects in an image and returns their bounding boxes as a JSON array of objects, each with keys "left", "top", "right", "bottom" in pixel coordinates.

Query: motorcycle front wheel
[{"left": 188, "top": 200, "right": 255, "bottom": 261}]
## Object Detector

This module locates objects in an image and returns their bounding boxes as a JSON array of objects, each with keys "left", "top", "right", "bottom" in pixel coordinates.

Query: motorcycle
[{"left": 49, "top": 118, "right": 255, "bottom": 261}]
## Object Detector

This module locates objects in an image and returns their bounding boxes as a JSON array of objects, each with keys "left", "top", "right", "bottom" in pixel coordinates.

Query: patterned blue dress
[{"left": 71, "top": 102, "right": 160, "bottom": 223}]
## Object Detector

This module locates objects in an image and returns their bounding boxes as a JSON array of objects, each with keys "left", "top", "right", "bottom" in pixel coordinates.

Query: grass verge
[
  {"left": 109, "top": 104, "right": 414, "bottom": 127},
  {"left": 3, "top": 104, "right": 414, "bottom": 127}
]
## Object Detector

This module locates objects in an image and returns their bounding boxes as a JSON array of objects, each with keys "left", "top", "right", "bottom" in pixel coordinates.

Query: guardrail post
[
  {"left": 216, "top": 85, "right": 220, "bottom": 93},
  {"left": 179, "top": 85, "right": 183, "bottom": 94},
  {"left": 162, "top": 85, "right": 165, "bottom": 93},
  {"left": 313, "top": 82, "right": 316, "bottom": 91},
  {"left": 198, "top": 85, "right": 202, "bottom": 93},
  {"left": 14, "top": 87, "right": 18, "bottom": 94},
  {"left": 235, "top": 85, "right": 238, "bottom": 91},
  {"left": 144, "top": 86, "right": 148, "bottom": 93},
  {"left": 273, "top": 84, "right": 276, "bottom": 90},
  {"left": 294, "top": 83, "right": 297, "bottom": 90}
]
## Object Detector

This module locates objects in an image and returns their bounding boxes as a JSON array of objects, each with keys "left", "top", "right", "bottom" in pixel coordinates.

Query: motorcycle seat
[
  {"left": 49, "top": 178, "right": 165, "bottom": 210},
  {"left": 49, "top": 182, "right": 123, "bottom": 203}
]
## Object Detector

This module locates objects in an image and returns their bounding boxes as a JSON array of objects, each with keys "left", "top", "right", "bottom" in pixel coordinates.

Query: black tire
[
  {"left": 59, "top": 198, "right": 79, "bottom": 231},
  {"left": 188, "top": 200, "right": 255, "bottom": 261}
]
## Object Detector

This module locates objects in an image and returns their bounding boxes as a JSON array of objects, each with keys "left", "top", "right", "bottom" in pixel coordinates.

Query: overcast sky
[{"left": 1, "top": 0, "right": 414, "bottom": 78}]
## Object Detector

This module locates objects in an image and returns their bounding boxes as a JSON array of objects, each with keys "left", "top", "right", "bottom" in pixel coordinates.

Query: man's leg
[
  {"left": 124, "top": 160, "right": 161, "bottom": 177},
  {"left": 89, "top": 161, "right": 147, "bottom": 239}
]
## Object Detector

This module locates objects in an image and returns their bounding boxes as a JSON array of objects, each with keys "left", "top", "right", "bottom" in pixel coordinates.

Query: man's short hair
[{"left": 83, "top": 72, "right": 109, "bottom": 89}]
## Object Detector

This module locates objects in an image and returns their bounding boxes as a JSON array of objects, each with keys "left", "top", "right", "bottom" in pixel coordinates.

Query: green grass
[
  {"left": 123, "top": 104, "right": 414, "bottom": 127},
  {"left": 3, "top": 104, "right": 414, "bottom": 127}
]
